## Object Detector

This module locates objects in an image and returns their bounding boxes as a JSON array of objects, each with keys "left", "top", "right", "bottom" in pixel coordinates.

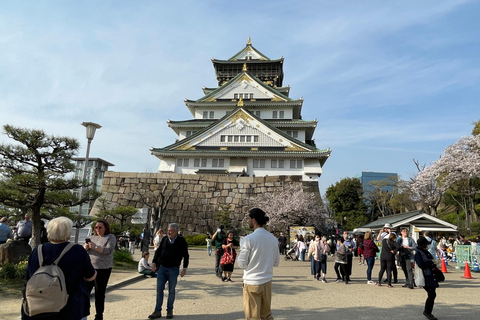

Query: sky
[{"left": 1, "top": 0, "right": 479, "bottom": 196}]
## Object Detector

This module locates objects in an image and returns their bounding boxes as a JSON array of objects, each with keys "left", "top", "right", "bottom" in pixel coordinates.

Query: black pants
[
  {"left": 334, "top": 262, "right": 346, "bottom": 280},
  {"left": 345, "top": 254, "right": 353, "bottom": 279},
  {"left": 423, "top": 286, "right": 437, "bottom": 314},
  {"left": 87, "top": 268, "right": 112, "bottom": 319},
  {"left": 378, "top": 259, "right": 394, "bottom": 285},
  {"left": 215, "top": 249, "right": 223, "bottom": 277}
]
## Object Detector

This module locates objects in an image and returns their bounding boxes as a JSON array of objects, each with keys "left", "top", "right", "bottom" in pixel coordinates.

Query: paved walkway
[{"left": 3, "top": 250, "right": 479, "bottom": 320}]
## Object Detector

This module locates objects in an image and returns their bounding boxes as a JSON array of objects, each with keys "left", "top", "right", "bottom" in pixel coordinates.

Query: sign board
[
  {"left": 289, "top": 226, "right": 315, "bottom": 245},
  {"left": 131, "top": 208, "right": 148, "bottom": 224}
]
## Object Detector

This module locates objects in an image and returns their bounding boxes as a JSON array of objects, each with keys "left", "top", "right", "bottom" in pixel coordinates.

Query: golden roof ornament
[
  {"left": 237, "top": 97, "right": 244, "bottom": 107},
  {"left": 242, "top": 63, "right": 247, "bottom": 71},
  {"left": 247, "top": 37, "right": 251, "bottom": 45}
]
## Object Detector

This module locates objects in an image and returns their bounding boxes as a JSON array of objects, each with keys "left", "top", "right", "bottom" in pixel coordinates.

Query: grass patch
[{"left": 0, "top": 278, "right": 24, "bottom": 298}]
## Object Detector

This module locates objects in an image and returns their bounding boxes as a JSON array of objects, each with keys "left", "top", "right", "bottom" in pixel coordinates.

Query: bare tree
[{"left": 137, "top": 180, "right": 180, "bottom": 234}]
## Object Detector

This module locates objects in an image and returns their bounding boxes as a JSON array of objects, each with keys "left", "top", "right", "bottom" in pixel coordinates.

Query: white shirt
[{"left": 237, "top": 227, "right": 280, "bottom": 285}]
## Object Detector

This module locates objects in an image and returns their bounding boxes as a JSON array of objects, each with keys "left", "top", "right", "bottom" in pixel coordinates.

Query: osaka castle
[{"left": 150, "top": 38, "right": 331, "bottom": 182}]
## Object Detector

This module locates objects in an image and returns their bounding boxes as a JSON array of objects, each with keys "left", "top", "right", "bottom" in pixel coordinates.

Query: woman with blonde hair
[{"left": 22, "top": 217, "right": 96, "bottom": 320}]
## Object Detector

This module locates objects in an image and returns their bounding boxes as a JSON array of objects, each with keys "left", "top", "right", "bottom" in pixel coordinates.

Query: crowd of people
[{"left": 2, "top": 210, "right": 479, "bottom": 320}]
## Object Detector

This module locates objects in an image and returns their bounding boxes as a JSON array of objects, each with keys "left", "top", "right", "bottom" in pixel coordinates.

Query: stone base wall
[{"left": 93, "top": 171, "right": 321, "bottom": 235}]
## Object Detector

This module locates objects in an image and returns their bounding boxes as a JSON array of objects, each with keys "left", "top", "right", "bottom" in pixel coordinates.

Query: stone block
[
  {"left": 0, "top": 240, "right": 32, "bottom": 265},
  {"left": 236, "top": 177, "right": 252, "bottom": 183},
  {"left": 218, "top": 176, "right": 236, "bottom": 183}
]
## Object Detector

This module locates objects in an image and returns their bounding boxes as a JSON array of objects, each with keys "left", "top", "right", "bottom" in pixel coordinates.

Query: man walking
[
  {"left": 342, "top": 231, "right": 356, "bottom": 283},
  {"left": 278, "top": 232, "right": 287, "bottom": 255},
  {"left": 237, "top": 208, "right": 280, "bottom": 320},
  {"left": 397, "top": 228, "right": 416, "bottom": 289},
  {"left": 212, "top": 224, "right": 226, "bottom": 278},
  {"left": 149, "top": 223, "right": 189, "bottom": 319},
  {"left": 15, "top": 214, "right": 32, "bottom": 241}
]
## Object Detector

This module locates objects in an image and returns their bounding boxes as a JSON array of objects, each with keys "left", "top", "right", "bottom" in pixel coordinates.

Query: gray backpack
[{"left": 23, "top": 242, "right": 75, "bottom": 317}]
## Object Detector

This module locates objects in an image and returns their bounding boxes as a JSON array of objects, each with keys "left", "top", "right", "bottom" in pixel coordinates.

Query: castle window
[
  {"left": 293, "top": 131, "right": 298, "bottom": 138},
  {"left": 203, "top": 111, "right": 208, "bottom": 119},
  {"left": 279, "top": 111, "right": 284, "bottom": 118},
  {"left": 273, "top": 111, "right": 277, "bottom": 119},
  {"left": 255, "top": 111, "right": 261, "bottom": 117},
  {"left": 209, "top": 111, "right": 214, "bottom": 119},
  {"left": 212, "top": 159, "right": 224, "bottom": 168},
  {"left": 253, "top": 159, "right": 265, "bottom": 168},
  {"left": 234, "top": 94, "right": 238, "bottom": 99},
  {"left": 194, "top": 159, "right": 207, "bottom": 167},
  {"left": 177, "top": 158, "right": 189, "bottom": 167},
  {"left": 290, "top": 159, "right": 303, "bottom": 169},
  {"left": 271, "top": 159, "right": 284, "bottom": 169},
  {"left": 220, "top": 136, "right": 226, "bottom": 142}
]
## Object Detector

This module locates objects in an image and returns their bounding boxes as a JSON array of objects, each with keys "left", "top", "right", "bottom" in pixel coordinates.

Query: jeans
[
  {"left": 310, "top": 256, "right": 315, "bottom": 275},
  {"left": 365, "top": 256, "right": 375, "bottom": 281},
  {"left": 155, "top": 266, "right": 180, "bottom": 312},
  {"left": 207, "top": 246, "right": 212, "bottom": 256}
]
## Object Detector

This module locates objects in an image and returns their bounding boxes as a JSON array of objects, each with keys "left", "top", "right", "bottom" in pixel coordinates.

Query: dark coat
[
  {"left": 415, "top": 248, "right": 439, "bottom": 288},
  {"left": 380, "top": 238, "right": 399, "bottom": 261}
]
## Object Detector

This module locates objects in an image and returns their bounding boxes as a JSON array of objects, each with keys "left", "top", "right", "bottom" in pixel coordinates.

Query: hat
[
  {"left": 383, "top": 223, "right": 393, "bottom": 229},
  {"left": 0, "top": 217, "right": 7, "bottom": 223},
  {"left": 219, "top": 225, "right": 224, "bottom": 230},
  {"left": 417, "top": 237, "right": 431, "bottom": 248}
]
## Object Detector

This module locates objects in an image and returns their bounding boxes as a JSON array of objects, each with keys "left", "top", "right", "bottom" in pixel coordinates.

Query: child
[
  {"left": 206, "top": 235, "right": 212, "bottom": 256},
  {"left": 138, "top": 252, "right": 155, "bottom": 277}
]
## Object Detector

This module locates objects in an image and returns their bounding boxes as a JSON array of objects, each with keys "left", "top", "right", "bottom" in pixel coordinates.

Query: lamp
[{"left": 74, "top": 122, "right": 101, "bottom": 243}]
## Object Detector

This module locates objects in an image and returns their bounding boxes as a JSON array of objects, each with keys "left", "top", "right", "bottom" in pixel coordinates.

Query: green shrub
[
  {"left": 0, "top": 260, "right": 28, "bottom": 280},
  {"left": 183, "top": 234, "right": 208, "bottom": 246},
  {"left": 113, "top": 248, "right": 134, "bottom": 263}
]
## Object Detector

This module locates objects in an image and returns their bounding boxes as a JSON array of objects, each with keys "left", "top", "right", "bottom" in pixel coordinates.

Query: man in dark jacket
[
  {"left": 149, "top": 223, "right": 189, "bottom": 320},
  {"left": 397, "top": 228, "right": 417, "bottom": 289},
  {"left": 212, "top": 225, "right": 226, "bottom": 278}
]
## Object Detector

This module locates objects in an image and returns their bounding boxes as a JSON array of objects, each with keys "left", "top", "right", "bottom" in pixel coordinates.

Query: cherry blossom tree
[
  {"left": 411, "top": 135, "right": 480, "bottom": 221},
  {"left": 250, "top": 183, "right": 329, "bottom": 233}
]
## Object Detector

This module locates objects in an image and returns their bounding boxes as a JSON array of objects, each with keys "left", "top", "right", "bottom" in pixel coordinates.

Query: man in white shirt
[{"left": 237, "top": 208, "right": 280, "bottom": 320}]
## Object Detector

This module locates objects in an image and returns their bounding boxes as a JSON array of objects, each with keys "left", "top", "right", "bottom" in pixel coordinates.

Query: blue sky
[{"left": 1, "top": 1, "right": 479, "bottom": 195}]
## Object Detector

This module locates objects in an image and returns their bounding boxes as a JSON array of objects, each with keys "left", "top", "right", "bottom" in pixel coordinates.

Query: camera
[{"left": 85, "top": 238, "right": 91, "bottom": 243}]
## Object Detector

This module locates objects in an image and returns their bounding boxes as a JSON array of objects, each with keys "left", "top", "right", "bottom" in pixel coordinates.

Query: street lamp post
[{"left": 74, "top": 122, "right": 101, "bottom": 243}]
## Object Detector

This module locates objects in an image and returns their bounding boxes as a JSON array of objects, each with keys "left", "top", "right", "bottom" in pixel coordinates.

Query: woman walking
[
  {"left": 377, "top": 233, "right": 399, "bottom": 288},
  {"left": 84, "top": 219, "right": 116, "bottom": 320},
  {"left": 315, "top": 235, "right": 330, "bottom": 282},
  {"left": 221, "top": 230, "right": 238, "bottom": 282},
  {"left": 334, "top": 237, "right": 348, "bottom": 284},
  {"left": 415, "top": 237, "right": 440, "bottom": 320},
  {"left": 363, "top": 231, "right": 379, "bottom": 284}
]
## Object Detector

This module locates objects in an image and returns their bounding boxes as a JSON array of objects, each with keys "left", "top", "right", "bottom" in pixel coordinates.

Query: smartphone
[{"left": 85, "top": 238, "right": 91, "bottom": 243}]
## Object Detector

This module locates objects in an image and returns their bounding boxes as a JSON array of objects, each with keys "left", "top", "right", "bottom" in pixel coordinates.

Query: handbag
[
  {"left": 319, "top": 254, "right": 327, "bottom": 263},
  {"left": 414, "top": 262, "right": 425, "bottom": 287},
  {"left": 431, "top": 266, "right": 445, "bottom": 282},
  {"left": 220, "top": 248, "right": 234, "bottom": 265}
]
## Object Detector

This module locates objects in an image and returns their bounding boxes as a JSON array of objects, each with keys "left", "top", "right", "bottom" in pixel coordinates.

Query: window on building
[
  {"left": 203, "top": 111, "right": 208, "bottom": 119},
  {"left": 253, "top": 159, "right": 265, "bottom": 168},
  {"left": 249, "top": 93, "right": 254, "bottom": 99},
  {"left": 220, "top": 135, "right": 226, "bottom": 142},
  {"left": 255, "top": 111, "right": 261, "bottom": 117},
  {"left": 234, "top": 94, "right": 238, "bottom": 99},
  {"left": 212, "top": 159, "right": 224, "bottom": 168},
  {"left": 279, "top": 111, "right": 284, "bottom": 118},
  {"left": 194, "top": 159, "right": 207, "bottom": 168},
  {"left": 273, "top": 111, "right": 277, "bottom": 119},
  {"left": 209, "top": 111, "right": 214, "bottom": 119},
  {"left": 290, "top": 159, "right": 303, "bottom": 169},
  {"left": 220, "top": 135, "right": 259, "bottom": 143},
  {"left": 271, "top": 159, "right": 284, "bottom": 169},
  {"left": 254, "top": 136, "right": 259, "bottom": 142},
  {"left": 177, "top": 158, "right": 189, "bottom": 167},
  {"left": 293, "top": 131, "right": 298, "bottom": 138}
]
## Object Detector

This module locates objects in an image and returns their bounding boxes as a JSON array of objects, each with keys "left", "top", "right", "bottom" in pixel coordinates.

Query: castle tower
[{"left": 151, "top": 39, "right": 330, "bottom": 181}]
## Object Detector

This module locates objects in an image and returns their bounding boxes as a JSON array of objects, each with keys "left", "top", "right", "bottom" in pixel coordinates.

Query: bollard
[{"left": 473, "top": 257, "right": 480, "bottom": 273}]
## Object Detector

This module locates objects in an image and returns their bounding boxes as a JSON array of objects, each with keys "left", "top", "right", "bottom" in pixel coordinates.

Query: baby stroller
[{"left": 285, "top": 245, "right": 298, "bottom": 261}]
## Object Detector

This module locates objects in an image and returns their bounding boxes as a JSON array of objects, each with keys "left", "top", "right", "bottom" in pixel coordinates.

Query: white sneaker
[{"left": 367, "top": 280, "right": 375, "bottom": 285}]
